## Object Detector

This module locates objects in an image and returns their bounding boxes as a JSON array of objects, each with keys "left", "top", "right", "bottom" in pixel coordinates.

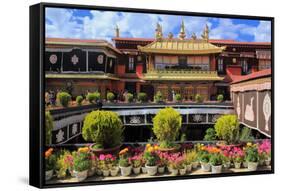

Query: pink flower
[{"left": 99, "top": 154, "right": 106, "bottom": 161}]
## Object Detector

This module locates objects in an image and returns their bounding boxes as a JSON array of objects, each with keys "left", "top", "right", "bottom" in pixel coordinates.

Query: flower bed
[{"left": 45, "top": 140, "right": 271, "bottom": 182}]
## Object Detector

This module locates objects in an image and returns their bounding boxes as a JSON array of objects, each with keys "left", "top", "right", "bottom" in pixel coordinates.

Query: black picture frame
[{"left": 30, "top": 2, "right": 274, "bottom": 188}]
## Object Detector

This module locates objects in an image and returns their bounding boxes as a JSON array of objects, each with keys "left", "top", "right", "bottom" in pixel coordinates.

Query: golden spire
[
  {"left": 115, "top": 25, "right": 120, "bottom": 38},
  {"left": 155, "top": 22, "right": 163, "bottom": 41},
  {"left": 191, "top": 32, "right": 197, "bottom": 40},
  {"left": 179, "top": 20, "right": 186, "bottom": 40},
  {"left": 201, "top": 24, "right": 210, "bottom": 41},
  {"left": 168, "top": 32, "right": 174, "bottom": 40}
]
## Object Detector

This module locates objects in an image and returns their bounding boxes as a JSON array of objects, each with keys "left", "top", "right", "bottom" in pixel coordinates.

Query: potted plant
[
  {"left": 210, "top": 153, "right": 223, "bottom": 173},
  {"left": 45, "top": 148, "right": 55, "bottom": 181},
  {"left": 257, "top": 140, "right": 271, "bottom": 166},
  {"left": 177, "top": 156, "right": 186, "bottom": 175},
  {"left": 144, "top": 144, "right": 159, "bottom": 176},
  {"left": 73, "top": 152, "right": 91, "bottom": 182},
  {"left": 57, "top": 91, "right": 71, "bottom": 107},
  {"left": 184, "top": 150, "right": 195, "bottom": 172},
  {"left": 131, "top": 154, "right": 142, "bottom": 174},
  {"left": 119, "top": 148, "right": 132, "bottom": 176},
  {"left": 157, "top": 151, "right": 168, "bottom": 174},
  {"left": 107, "top": 92, "right": 115, "bottom": 102},
  {"left": 55, "top": 149, "right": 71, "bottom": 179},
  {"left": 137, "top": 92, "right": 147, "bottom": 103},
  {"left": 175, "top": 93, "right": 182, "bottom": 103},
  {"left": 99, "top": 154, "right": 113, "bottom": 177},
  {"left": 152, "top": 107, "right": 182, "bottom": 152},
  {"left": 154, "top": 91, "right": 163, "bottom": 103},
  {"left": 195, "top": 94, "right": 203, "bottom": 103},
  {"left": 108, "top": 155, "right": 119, "bottom": 177},
  {"left": 82, "top": 110, "right": 123, "bottom": 155},
  {"left": 76, "top": 95, "right": 83, "bottom": 106},
  {"left": 126, "top": 93, "right": 134, "bottom": 103},
  {"left": 217, "top": 94, "right": 224, "bottom": 102},
  {"left": 168, "top": 153, "right": 181, "bottom": 175},
  {"left": 231, "top": 147, "right": 244, "bottom": 169},
  {"left": 87, "top": 91, "right": 100, "bottom": 104},
  {"left": 88, "top": 153, "right": 98, "bottom": 177},
  {"left": 45, "top": 112, "right": 53, "bottom": 145},
  {"left": 199, "top": 153, "right": 210, "bottom": 172},
  {"left": 245, "top": 145, "right": 259, "bottom": 171},
  {"left": 214, "top": 115, "right": 240, "bottom": 145}
]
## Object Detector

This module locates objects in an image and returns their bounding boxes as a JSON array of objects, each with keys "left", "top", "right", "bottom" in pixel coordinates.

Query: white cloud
[{"left": 240, "top": 21, "right": 271, "bottom": 42}]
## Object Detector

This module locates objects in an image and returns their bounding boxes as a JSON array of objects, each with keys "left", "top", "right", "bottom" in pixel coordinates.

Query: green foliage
[
  {"left": 175, "top": 94, "right": 182, "bottom": 102},
  {"left": 45, "top": 111, "right": 53, "bottom": 145},
  {"left": 57, "top": 92, "right": 71, "bottom": 107},
  {"left": 76, "top": 95, "right": 83, "bottom": 106},
  {"left": 180, "top": 133, "right": 187, "bottom": 142},
  {"left": 126, "top": 93, "right": 134, "bottom": 103},
  {"left": 203, "top": 128, "right": 217, "bottom": 141},
  {"left": 54, "top": 150, "right": 71, "bottom": 178},
  {"left": 154, "top": 91, "right": 163, "bottom": 103},
  {"left": 245, "top": 146, "right": 259, "bottom": 162},
  {"left": 137, "top": 92, "right": 147, "bottom": 102},
  {"left": 217, "top": 94, "right": 224, "bottom": 102},
  {"left": 214, "top": 115, "right": 240, "bottom": 144},
  {"left": 239, "top": 127, "right": 254, "bottom": 142},
  {"left": 107, "top": 92, "right": 115, "bottom": 102},
  {"left": 46, "top": 154, "right": 56, "bottom": 171},
  {"left": 119, "top": 157, "right": 130, "bottom": 167},
  {"left": 184, "top": 150, "right": 198, "bottom": 164},
  {"left": 195, "top": 94, "right": 203, "bottom": 103},
  {"left": 209, "top": 153, "right": 223, "bottom": 166},
  {"left": 73, "top": 152, "right": 91, "bottom": 172},
  {"left": 87, "top": 92, "right": 100, "bottom": 103},
  {"left": 82, "top": 110, "right": 124, "bottom": 149},
  {"left": 152, "top": 107, "right": 182, "bottom": 147},
  {"left": 199, "top": 153, "right": 210, "bottom": 163},
  {"left": 144, "top": 151, "right": 159, "bottom": 166}
]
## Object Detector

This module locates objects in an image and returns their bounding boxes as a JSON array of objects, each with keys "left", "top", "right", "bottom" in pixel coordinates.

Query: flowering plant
[
  {"left": 167, "top": 153, "right": 185, "bottom": 169},
  {"left": 230, "top": 147, "right": 244, "bottom": 163},
  {"left": 73, "top": 151, "right": 91, "bottom": 172},
  {"left": 258, "top": 140, "right": 271, "bottom": 160},
  {"left": 143, "top": 144, "right": 159, "bottom": 166},
  {"left": 157, "top": 151, "right": 169, "bottom": 167},
  {"left": 184, "top": 150, "right": 198, "bottom": 165},
  {"left": 130, "top": 154, "right": 142, "bottom": 168},
  {"left": 119, "top": 147, "right": 131, "bottom": 167},
  {"left": 45, "top": 148, "right": 56, "bottom": 171},
  {"left": 99, "top": 154, "right": 116, "bottom": 170},
  {"left": 244, "top": 143, "right": 259, "bottom": 163}
]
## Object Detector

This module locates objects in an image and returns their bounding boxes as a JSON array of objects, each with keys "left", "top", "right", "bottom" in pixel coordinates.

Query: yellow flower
[
  {"left": 148, "top": 147, "right": 154, "bottom": 153},
  {"left": 78, "top": 147, "right": 89, "bottom": 153},
  {"left": 154, "top": 145, "right": 159, "bottom": 151},
  {"left": 247, "top": 142, "right": 252, "bottom": 147},
  {"left": 146, "top": 144, "right": 151, "bottom": 148}
]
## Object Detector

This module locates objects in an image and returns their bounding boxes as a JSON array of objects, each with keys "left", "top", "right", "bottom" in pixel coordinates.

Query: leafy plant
[
  {"left": 154, "top": 91, "right": 163, "bottom": 103},
  {"left": 175, "top": 93, "right": 182, "bottom": 102},
  {"left": 204, "top": 128, "right": 217, "bottom": 141},
  {"left": 199, "top": 153, "right": 210, "bottom": 163},
  {"left": 152, "top": 107, "right": 182, "bottom": 148},
  {"left": 143, "top": 144, "right": 159, "bottom": 166},
  {"left": 209, "top": 153, "right": 223, "bottom": 166},
  {"left": 184, "top": 150, "right": 198, "bottom": 164},
  {"left": 107, "top": 92, "right": 115, "bottom": 102},
  {"left": 195, "top": 94, "right": 203, "bottom": 103},
  {"left": 119, "top": 148, "right": 130, "bottom": 167},
  {"left": 245, "top": 146, "right": 259, "bottom": 163},
  {"left": 45, "top": 148, "right": 56, "bottom": 171},
  {"left": 87, "top": 92, "right": 100, "bottom": 103},
  {"left": 82, "top": 110, "right": 124, "bottom": 149},
  {"left": 73, "top": 152, "right": 91, "bottom": 172},
  {"left": 45, "top": 111, "right": 53, "bottom": 145},
  {"left": 214, "top": 115, "right": 240, "bottom": 144},
  {"left": 54, "top": 149, "right": 71, "bottom": 178},
  {"left": 217, "top": 94, "right": 224, "bottom": 102},
  {"left": 126, "top": 93, "right": 134, "bottom": 103},
  {"left": 76, "top": 95, "right": 83, "bottom": 106},
  {"left": 57, "top": 92, "right": 71, "bottom": 107},
  {"left": 137, "top": 92, "right": 147, "bottom": 102},
  {"left": 239, "top": 127, "right": 254, "bottom": 142}
]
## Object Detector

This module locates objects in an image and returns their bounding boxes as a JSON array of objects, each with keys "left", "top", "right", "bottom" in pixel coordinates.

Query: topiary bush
[
  {"left": 45, "top": 111, "right": 53, "bottom": 145},
  {"left": 57, "top": 92, "right": 71, "bottom": 107},
  {"left": 203, "top": 128, "right": 217, "bottom": 141},
  {"left": 82, "top": 110, "right": 124, "bottom": 149},
  {"left": 195, "top": 94, "right": 203, "bottom": 103},
  {"left": 154, "top": 91, "right": 163, "bottom": 103},
  {"left": 76, "top": 95, "right": 83, "bottom": 106},
  {"left": 126, "top": 93, "right": 134, "bottom": 103},
  {"left": 137, "top": 92, "right": 147, "bottom": 102},
  {"left": 175, "top": 93, "right": 182, "bottom": 102},
  {"left": 217, "top": 94, "right": 224, "bottom": 102},
  {"left": 214, "top": 115, "right": 240, "bottom": 144},
  {"left": 152, "top": 107, "right": 182, "bottom": 148},
  {"left": 87, "top": 91, "right": 100, "bottom": 103},
  {"left": 107, "top": 92, "right": 115, "bottom": 102}
]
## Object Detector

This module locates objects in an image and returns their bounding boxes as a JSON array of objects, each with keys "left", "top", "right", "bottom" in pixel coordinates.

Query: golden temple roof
[
  {"left": 141, "top": 70, "right": 224, "bottom": 81},
  {"left": 45, "top": 73, "right": 120, "bottom": 80},
  {"left": 138, "top": 39, "right": 226, "bottom": 55}
]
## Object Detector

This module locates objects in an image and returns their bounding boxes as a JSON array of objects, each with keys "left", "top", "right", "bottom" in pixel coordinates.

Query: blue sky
[{"left": 46, "top": 7, "right": 271, "bottom": 42}]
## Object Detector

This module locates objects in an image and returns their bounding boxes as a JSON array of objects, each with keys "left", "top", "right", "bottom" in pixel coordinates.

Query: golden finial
[
  {"left": 115, "top": 25, "right": 120, "bottom": 38},
  {"left": 155, "top": 22, "right": 163, "bottom": 41},
  {"left": 201, "top": 24, "right": 210, "bottom": 41},
  {"left": 191, "top": 32, "right": 197, "bottom": 40},
  {"left": 179, "top": 20, "right": 186, "bottom": 40}
]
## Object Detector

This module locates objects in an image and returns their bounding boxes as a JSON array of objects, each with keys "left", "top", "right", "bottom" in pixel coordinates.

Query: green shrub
[
  {"left": 126, "top": 93, "right": 134, "bottom": 103},
  {"left": 82, "top": 110, "right": 123, "bottom": 149},
  {"left": 76, "top": 95, "right": 83, "bottom": 106},
  {"left": 217, "top": 94, "right": 224, "bottom": 102},
  {"left": 137, "top": 92, "right": 147, "bottom": 102},
  {"left": 199, "top": 153, "right": 210, "bottom": 163},
  {"left": 210, "top": 153, "right": 223, "bottom": 166},
  {"left": 175, "top": 93, "right": 182, "bottom": 102},
  {"left": 45, "top": 111, "right": 53, "bottom": 145},
  {"left": 73, "top": 152, "right": 91, "bottom": 172},
  {"left": 195, "top": 94, "right": 203, "bottom": 103},
  {"left": 57, "top": 92, "right": 71, "bottom": 107},
  {"left": 154, "top": 91, "right": 163, "bottom": 103},
  {"left": 152, "top": 107, "right": 182, "bottom": 148},
  {"left": 203, "top": 128, "right": 217, "bottom": 141},
  {"left": 214, "top": 115, "right": 240, "bottom": 144},
  {"left": 87, "top": 92, "right": 100, "bottom": 103},
  {"left": 107, "top": 92, "right": 115, "bottom": 102}
]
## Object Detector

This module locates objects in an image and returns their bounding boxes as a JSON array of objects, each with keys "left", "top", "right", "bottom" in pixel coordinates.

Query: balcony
[{"left": 142, "top": 69, "right": 224, "bottom": 81}]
